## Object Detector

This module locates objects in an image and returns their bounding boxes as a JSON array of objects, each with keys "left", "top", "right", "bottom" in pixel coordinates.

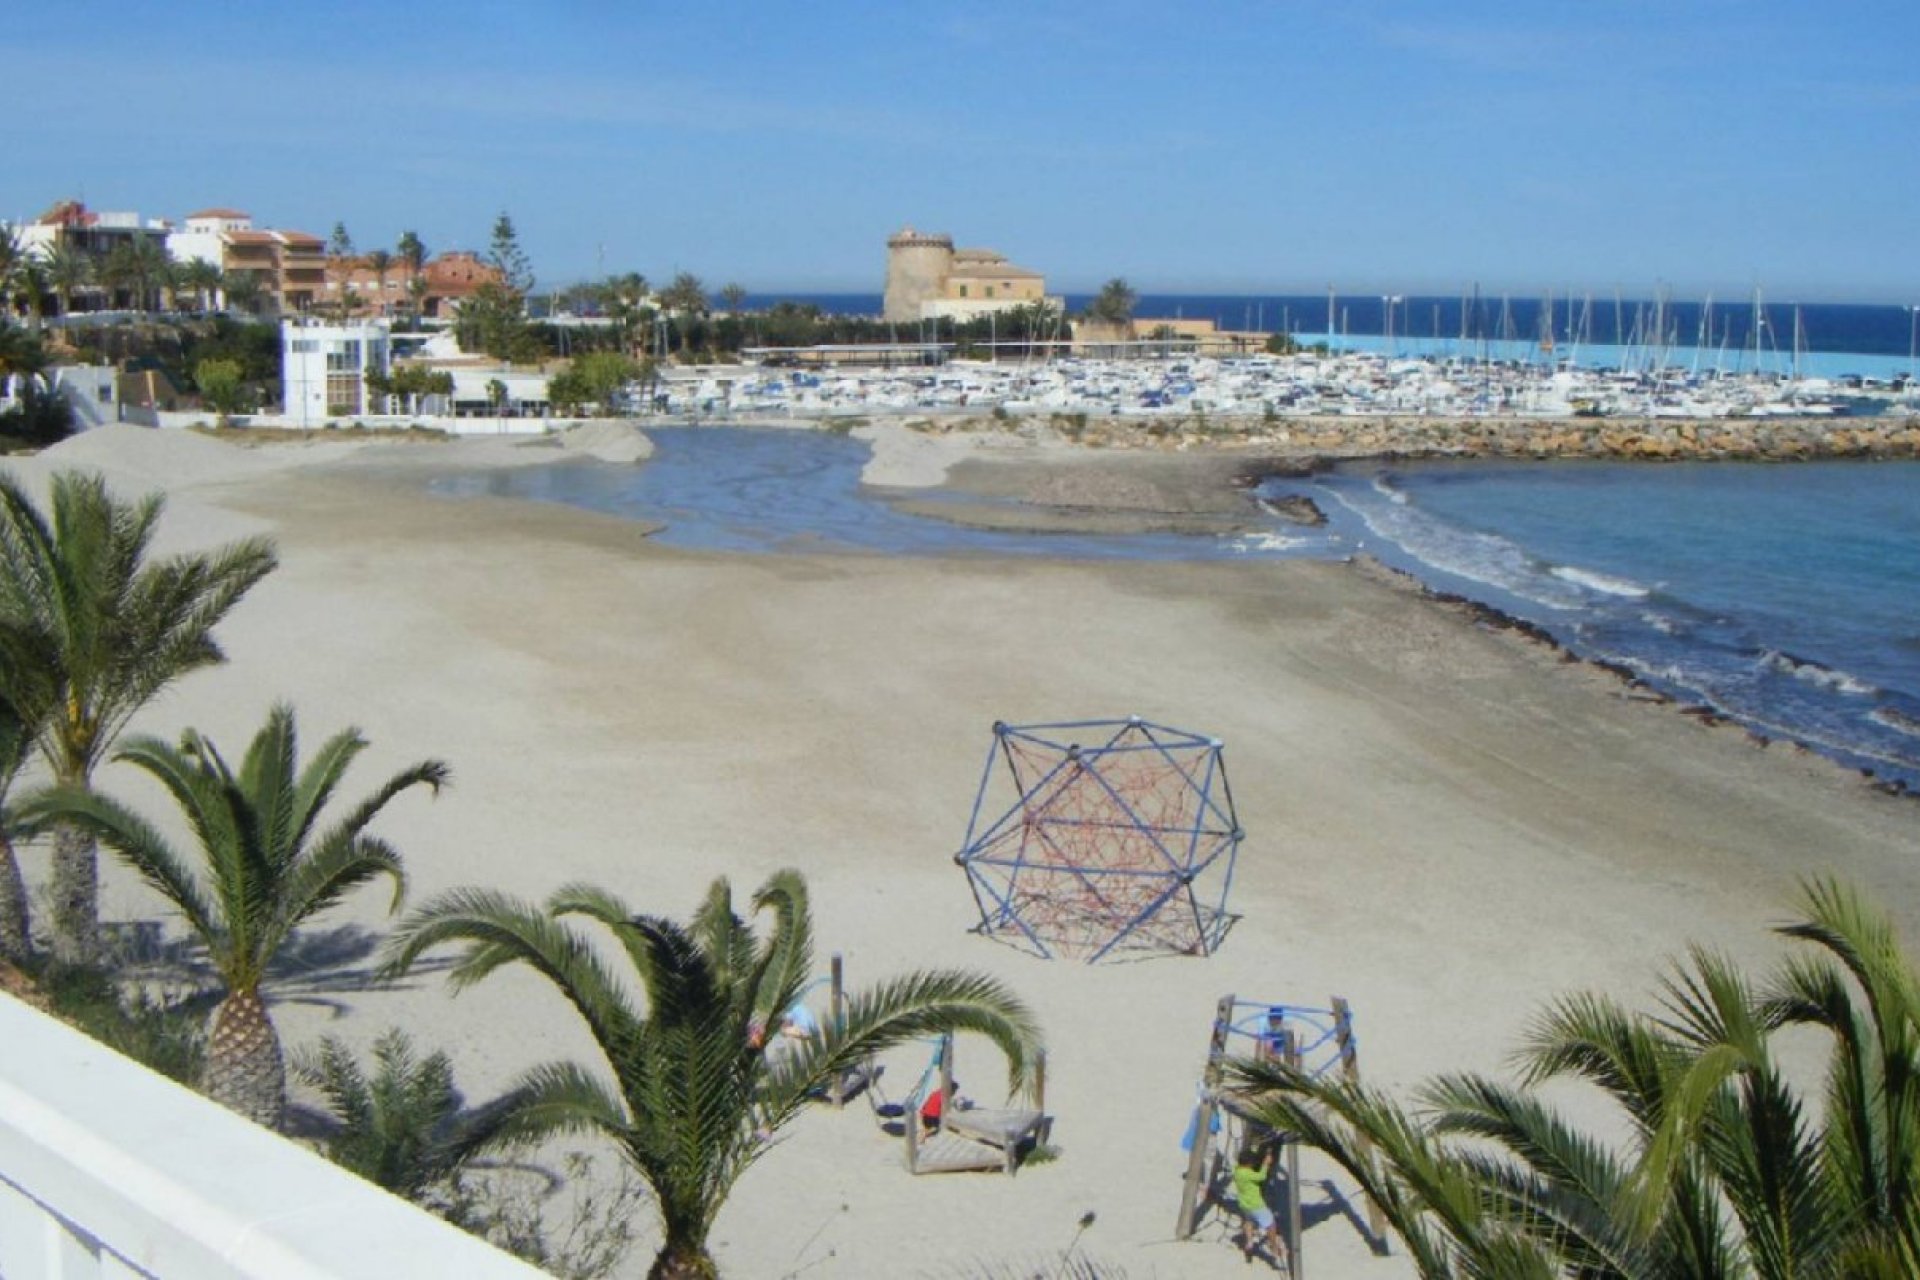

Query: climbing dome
[{"left": 955, "top": 718, "right": 1243, "bottom": 962}]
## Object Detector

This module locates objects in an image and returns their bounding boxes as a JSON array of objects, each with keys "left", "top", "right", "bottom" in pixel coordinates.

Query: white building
[{"left": 281, "top": 318, "right": 391, "bottom": 425}]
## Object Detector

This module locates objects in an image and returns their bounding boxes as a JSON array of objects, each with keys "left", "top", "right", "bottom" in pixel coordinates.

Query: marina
[{"left": 658, "top": 347, "right": 1918, "bottom": 422}]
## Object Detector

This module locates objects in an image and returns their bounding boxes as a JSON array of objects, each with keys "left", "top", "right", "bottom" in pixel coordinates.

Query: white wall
[{"left": 0, "top": 998, "right": 546, "bottom": 1279}]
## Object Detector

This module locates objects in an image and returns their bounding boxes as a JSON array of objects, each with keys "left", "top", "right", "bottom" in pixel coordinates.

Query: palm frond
[
  {"left": 1227, "top": 1056, "right": 1479, "bottom": 1278},
  {"left": 13, "top": 780, "right": 219, "bottom": 946},
  {"left": 453, "top": 1060, "right": 633, "bottom": 1163},
  {"left": 380, "top": 888, "right": 638, "bottom": 1054}
]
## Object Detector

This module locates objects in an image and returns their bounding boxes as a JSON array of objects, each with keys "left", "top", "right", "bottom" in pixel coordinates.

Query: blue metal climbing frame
[{"left": 955, "top": 717, "right": 1244, "bottom": 962}]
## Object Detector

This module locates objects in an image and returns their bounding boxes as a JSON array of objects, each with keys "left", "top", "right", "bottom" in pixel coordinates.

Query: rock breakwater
[{"left": 905, "top": 410, "right": 1920, "bottom": 463}]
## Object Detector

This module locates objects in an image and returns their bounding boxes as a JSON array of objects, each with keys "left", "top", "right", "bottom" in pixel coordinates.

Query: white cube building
[{"left": 281, "top": 318, "right": 391, "bottom": 425}]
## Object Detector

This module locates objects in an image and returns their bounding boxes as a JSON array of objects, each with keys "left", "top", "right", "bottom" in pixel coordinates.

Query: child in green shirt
[{"left": 1231, "top": 1145, "right": 1288, "bottom": 1267}]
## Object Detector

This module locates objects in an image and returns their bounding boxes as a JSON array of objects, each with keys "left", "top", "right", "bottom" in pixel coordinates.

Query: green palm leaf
[
  {"left": 20, "top": 706, "right": 442, "bottom": 1127},
  {"left": 383, "top": 868, "right": 1043, "bottom": 1278}
]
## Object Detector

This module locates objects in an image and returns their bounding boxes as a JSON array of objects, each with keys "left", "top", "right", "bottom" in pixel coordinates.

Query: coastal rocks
[
  {"left": 1257, "top": 494, "right": 1328, "bottom": 525},
  {"left": 924, "top": 411, "right": 1920, "bottom": 464}
]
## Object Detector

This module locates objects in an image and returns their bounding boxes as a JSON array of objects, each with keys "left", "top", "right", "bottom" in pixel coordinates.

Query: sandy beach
[{"left": 7, "top": 423, "right": 1919, "bottom": 1279}]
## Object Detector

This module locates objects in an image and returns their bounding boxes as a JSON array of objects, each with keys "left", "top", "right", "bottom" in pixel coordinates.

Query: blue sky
[{"left": 7, "top": 1, "right": 1918, "bottom": 300}]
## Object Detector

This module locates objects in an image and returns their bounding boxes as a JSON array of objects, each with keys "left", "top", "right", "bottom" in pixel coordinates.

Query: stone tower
[{"left": 883, "top": 226, "right": 954, "bottom": 323}]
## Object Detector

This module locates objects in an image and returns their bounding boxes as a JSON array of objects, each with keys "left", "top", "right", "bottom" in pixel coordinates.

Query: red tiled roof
[
  {"left": 224, "top": 230, "right": 276, "bottom": 244},
  {"left": 187, "top": 207, "right": 250, "bottom": 220}
]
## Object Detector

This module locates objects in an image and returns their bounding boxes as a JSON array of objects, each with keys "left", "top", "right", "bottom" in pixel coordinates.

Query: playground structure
[
  {"left": 897, "top": 1032, "right": 1050, "bottom": 1175},
  {"left": 1175, "top": 995, "right": 1388, "bottom": 1277},
  {"left": 786, "top": 955, "right": 1049, "bottom": 1175},
  {"left": 955, "top": 718, "right": 1244, "bottom": 962}
]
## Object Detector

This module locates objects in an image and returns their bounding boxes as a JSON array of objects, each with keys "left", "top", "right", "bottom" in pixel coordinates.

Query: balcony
[{"left": 0, "top": 996, "right": 545, "bottom": 1279}]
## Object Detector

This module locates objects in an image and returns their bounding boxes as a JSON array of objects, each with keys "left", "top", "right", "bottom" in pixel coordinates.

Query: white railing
[{"left": 0, "top": 997, "right": 547, "bottom": 1279}]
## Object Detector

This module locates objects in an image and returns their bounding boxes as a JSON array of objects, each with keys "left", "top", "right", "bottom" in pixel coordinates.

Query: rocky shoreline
[{"left": 895, "top": 407, "right": 1920, "bottom": 462}]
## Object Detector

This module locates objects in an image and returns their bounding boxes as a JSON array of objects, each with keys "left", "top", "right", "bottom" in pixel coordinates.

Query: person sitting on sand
[
  {"left": 919, "top": 1078, "right": 960, "bottom": 1135},
  {"left": 779, "top": 1001, "right": 819, "bottom": 1041},
  {"left": 1232, "top": 1145, "right": 1287, "bottom": 1266}
]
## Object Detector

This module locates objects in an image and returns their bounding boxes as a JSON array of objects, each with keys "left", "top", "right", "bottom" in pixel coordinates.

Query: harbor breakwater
[{"left": 912, "top": 410, "right": 1920, "bottom": 463}]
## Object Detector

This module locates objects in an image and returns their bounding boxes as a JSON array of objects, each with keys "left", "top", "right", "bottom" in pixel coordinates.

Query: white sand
[{"left": 7, "top": 427, "right": 1919, "bottom": 1278}]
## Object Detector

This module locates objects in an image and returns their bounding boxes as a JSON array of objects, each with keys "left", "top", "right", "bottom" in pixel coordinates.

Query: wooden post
[
  {"left": 935, "top": 1031, "right": 954, "bottom": 1137},
  {"left": 1332, "top": 997, "right": 1389, "bottom": 1250},
  {"left": 1175, "top": 994, "right": 1237, "bottom": 1239},
  {"left": 1283, "top": 1029, "right": 1304, "bottom": 1280},
  {"left": 828, "top": 953, "right": 846, "bottom": 1108},
  {"left": 904, "top": 1087, "right": 920, "bottom": 1173}
]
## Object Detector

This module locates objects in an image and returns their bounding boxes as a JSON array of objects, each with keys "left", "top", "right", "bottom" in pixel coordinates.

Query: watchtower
[{"left": 883, "top": 226, "right": 954, "bottom": 323}]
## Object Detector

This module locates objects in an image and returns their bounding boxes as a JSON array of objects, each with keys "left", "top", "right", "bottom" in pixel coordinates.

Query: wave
[
  {"left": 1870, "top": 707, "right": 1920, "bottom": 739},
  {"left": 1225, "top": 531, "right": 1312, "bottom": 553},
  {"left": 1370, "top": 475, "right": 1410, "bottom": 506},
  {"left": 1321, "top": 484, "right": 1588, "bottom": 611},
  {"left": 1551, "top": 565, "right": 1652, "bottom": 599},
  {"left": 1756, "top": 650, "right": 1878, "bottom": 697}
]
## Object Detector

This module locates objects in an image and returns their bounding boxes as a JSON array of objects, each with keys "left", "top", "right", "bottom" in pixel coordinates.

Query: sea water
[
  {"left": 1293, "top": 460, "right": 1920, "bottom": 790},
  {"left": 430, "top": 429, "right": 1920, "bottom": 791},
  {"left": 431, "top": 426, "right": 1328, "bottom": 561}
]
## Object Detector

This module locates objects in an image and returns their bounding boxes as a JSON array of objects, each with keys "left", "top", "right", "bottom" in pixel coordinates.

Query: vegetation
[
  {"left": 193, "top": 356, "right": 248, "bottom": 423},
  {"left": 547, "top": 351, "right": 645, "bottom": 416},
  {"left": 32, "top": 959, "right": 212, "bottom": 1085},
  {"left": 1228, "top": 877, "right": 1920, "bottom": 1278},
  {"left": 381, "top": 869, "right": 1044, "bottom": 1279},
  {"left": 1085, "top": 277, "right": 1138, "bottom": 327},
  {"left": 363, "top": 364, "right": 455, "bottom": 414},
  {"left": 295, "top": 1029, "right": 646, "bottom": 1276},
  {"left": 0, "top": 696, "right": 30, "bottom": 963},
  {"left": 20, "top": 705, "right": 448, "bottom": 1127},
  {"left": 295, "top": 1027, "right": 486, "bottom": 1199},
  {"left": 0, "top": 470, "right": 278, "bottom": 964},
  {"left": 0, "top": 380, "right": 76, "bottom": 447},
  {"left": 488, "top": 212, "right": 535, "bottom": 298},
  {"left": 456, "top": 282, "right": 541, "bottom": 365}
]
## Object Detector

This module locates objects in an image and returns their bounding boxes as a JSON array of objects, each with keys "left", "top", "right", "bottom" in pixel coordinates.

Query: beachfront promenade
[{"left": 0, "top": 996, "right": 542, "bottom": 1280}]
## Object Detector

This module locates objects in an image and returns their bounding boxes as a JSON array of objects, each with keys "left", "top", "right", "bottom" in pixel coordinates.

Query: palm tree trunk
[
  {"left": 0, "top": 830, "right": 31, "bottom": 965},
  {"left": 206, "top": 989, "right": 286, "bottom": 1129},
  {"left": 49, "top": 820, "right": 98, "bottom": 966}
]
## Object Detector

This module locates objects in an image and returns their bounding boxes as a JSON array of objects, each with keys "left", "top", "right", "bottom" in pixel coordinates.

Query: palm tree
[
  {"left": 1086, "top": 278, "right": 1137, "bottom": 328},
  {"left": 295, "top": 1026, "right": 481, "bottom": 1200},
  {"left": 100, "top": 238, "right": 170, "bottom": 313},
  {"left": 176, "top": 258, "right": 223, "bottom": 314},
  {"left": 16, "top": 261, "right": 48, "bottom": 330},
  {"left": 0, "top": 471, "right": 278, "bottom": 964},
  {"left": 397, "top": 231, "right": 427, "bottom": 324},
  {"left": 1227, "top": 877, "right": 1920, "bottom": 1278},
  {"left": 365, "top": 249, "right": 394, "bottom": 317},
  {"left": 20, "top": 706, "right": 448, "bottom": 1126},
  {"left": 222, "top": 269, "right": 264, "bottom": 317},
  {"left": 44, "top": 240, "right": 92, "bottom": 317},
  {"left": 0, "top": 694, "right": 34, "bottom": 964},
  {"left": 0, "top": 228, "right": 25, "bottom": 320},
  {"left": 660, "top": 272, "right": 708, "bottom": 318},
  {"left": 381, "top": 869, "right": 1045, "bottom": 1279}
]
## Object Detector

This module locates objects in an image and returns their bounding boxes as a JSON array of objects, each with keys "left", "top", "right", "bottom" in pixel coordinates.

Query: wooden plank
[
  {"left": 1175, "top": 994, "right": 1238, "bottom": 1239},
  {"left": 910, "top": 1132, "right": 1011, "bottom": 1174},
  {"left": 944, "top": 1107, "right": 1044, "bottom": 1149},
  {"left": 828, "top": 953, "right": 846, "bottom": 1107},
  {"left": 1332, "top": 996, "right": 1389, "bottom": 1251}
]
